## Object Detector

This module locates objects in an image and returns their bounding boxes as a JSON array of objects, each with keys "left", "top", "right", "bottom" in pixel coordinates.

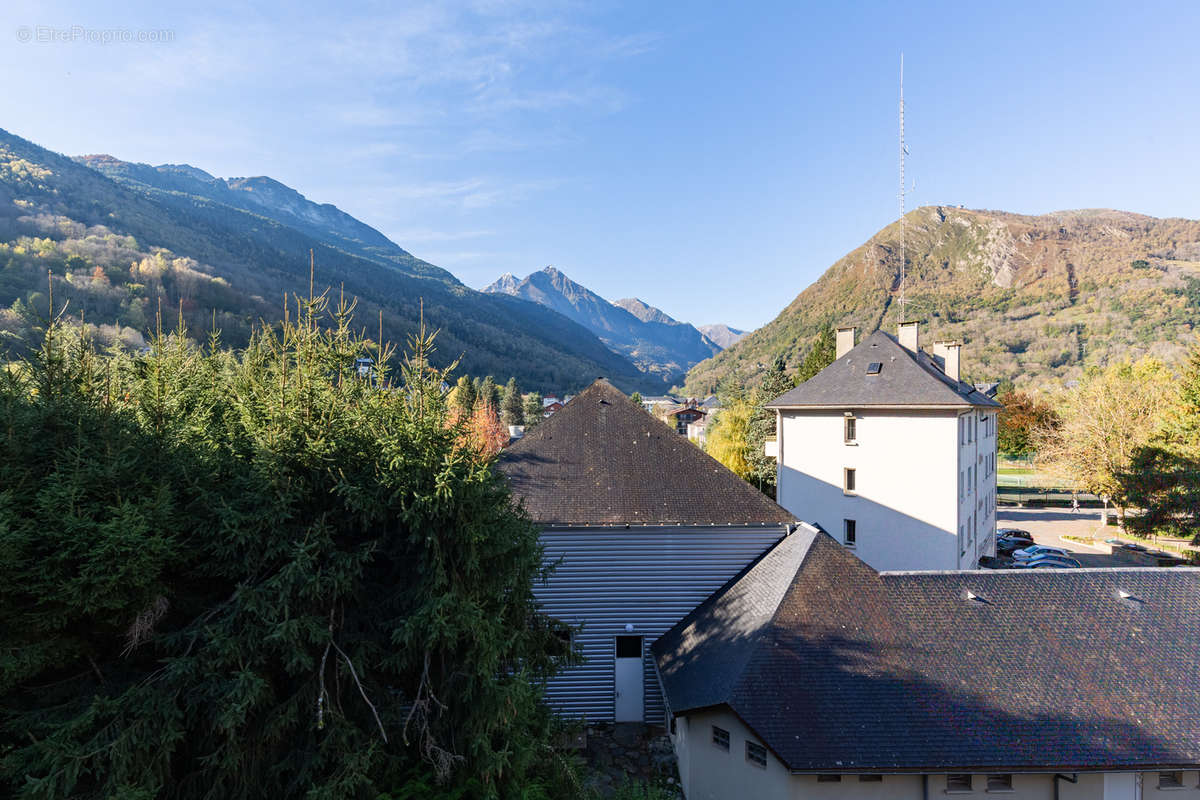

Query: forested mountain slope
[
  {"left": 683, "top": 206, "right": 1200, "bottom": 394},
  {"left": 0, "top": 128, "right": 650, "bottom": 392}
]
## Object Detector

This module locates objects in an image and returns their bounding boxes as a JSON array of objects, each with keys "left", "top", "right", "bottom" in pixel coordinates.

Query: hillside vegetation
[
  {"left": 0, "top": 128, "right": 649, "bottom": 392},
  {"left": 683, "top": 206, "right": 1200, "bottom": 394}
]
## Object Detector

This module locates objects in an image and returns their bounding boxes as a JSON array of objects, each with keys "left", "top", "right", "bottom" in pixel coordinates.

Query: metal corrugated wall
[{"left": 536, "top": 526, "right": 786, "bottom": 724}]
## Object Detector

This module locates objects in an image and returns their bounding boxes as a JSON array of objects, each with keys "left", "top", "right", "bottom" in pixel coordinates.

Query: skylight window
[{"left": 866, "top": 362, "right": 882, "bottom": 375}]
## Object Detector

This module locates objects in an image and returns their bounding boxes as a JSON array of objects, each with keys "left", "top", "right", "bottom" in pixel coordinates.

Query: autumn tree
[
  {"left": 997, "top": 389, "right": 1058, "bottom": 457},
  {"left": 467, "top": 400, "right": 510, "bottom": 457},
  {"left": 1036, "top": 357, "right": 1173, "bottom": 524},
  {"left": 705, "top": 377, "right": 752, "bottom": 479}
]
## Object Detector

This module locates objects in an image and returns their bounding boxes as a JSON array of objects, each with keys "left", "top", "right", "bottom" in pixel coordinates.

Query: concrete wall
[
  {"left": 672, "top": 707, "right": 1192, "bottom": 800},
  {"left": 776, "top": 409, "right": 963, "bottom": 571},
  {"left": 537, "top": 526, "right": 785, "bottom": 723}
]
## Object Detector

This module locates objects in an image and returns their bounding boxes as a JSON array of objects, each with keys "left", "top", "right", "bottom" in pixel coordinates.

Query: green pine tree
[
  {"left": 501, "top": 377, "right": 524, "bottom": 427},
  {"left": 0, "top": 294, "right": 577, "bottom": 798},
  {"left": 522, "top": 392, "right": 544, "bottom": 429}
]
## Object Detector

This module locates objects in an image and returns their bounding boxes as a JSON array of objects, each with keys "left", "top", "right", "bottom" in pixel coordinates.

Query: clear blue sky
[{"left": 4, "top": 0, "right": 1199, "bottom": 330}]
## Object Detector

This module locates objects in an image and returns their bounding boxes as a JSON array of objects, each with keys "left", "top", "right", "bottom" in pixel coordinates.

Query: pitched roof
[
  {"left": 654, "top": 533, "right": 1200, "bottom": 772},
  {"left": 497, "top": 379, "right": 795, "bottom": 526},
  {"left": 764, "top": 330, "right": 1001, "bottom": 409}
]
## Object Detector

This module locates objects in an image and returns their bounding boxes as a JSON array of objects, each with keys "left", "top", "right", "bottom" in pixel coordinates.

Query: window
[
  {"left": 843, "top": 519, "right": 856, "bottom": 547},
  {"left": 816, "top": 774, "right": 841, "bottom": 782},
  {"left": 844, "top": 416, "right": 857, "bottom": 443},
  {"left": 858, "top": 775, "right": 883, "bottom": 782},
  {"left": 866, "top": 361, "right": 882, "bottom": 374},
  {"left": 1158, "top": 772, "right": 1183, "bottom": 789},
  {"left": 711, "top": 726, "right": 730, "bottom": 751},
  {"left": 844, "top": 468, "right": 856, "bottom": 493},
  {"left": 615, "top": 636, "right": 642, "bottom": 659},
  {"left": 746, "top": 741, "right": 767, "bottom": 768},
  {"left": 947, "top": 775, "right": 972, "bottom": 792},
  {"left": 987, "top": 774, "right": 1013, "bottom": 791}
]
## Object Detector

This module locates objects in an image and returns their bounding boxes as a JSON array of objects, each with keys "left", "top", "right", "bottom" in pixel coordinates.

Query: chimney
[
  {"left": 934, "top": 340, "right": 961, "bottom": 381},
  {"left": 898, "top": 320, "right": 920, "bottom": 353},
  {"left": 835, "top": 326, "right": 857, "bottom": 360}
]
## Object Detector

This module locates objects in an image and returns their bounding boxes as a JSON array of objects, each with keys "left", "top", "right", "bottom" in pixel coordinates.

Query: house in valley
[
  {"left": 665, "top": 405, "right": 706, "bottom": 435},
  {"left": 654, "top": 525, "right": 1200, "bottom": 799},
  {"left": 765, "top": 322, "right": 1001, "bottom": 571},
  {"left": 498, "top": 379, "right": 796, "bottom": 724}
]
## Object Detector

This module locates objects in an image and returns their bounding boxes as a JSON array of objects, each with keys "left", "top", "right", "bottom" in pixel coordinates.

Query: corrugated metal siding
[{"left": 536, "top": 526, "right": 786, "bottom": 724}]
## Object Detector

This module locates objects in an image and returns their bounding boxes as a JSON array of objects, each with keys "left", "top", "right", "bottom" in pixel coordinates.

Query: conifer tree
[
  {"left": 0, "top": 292, "right": 575, "bottom": 798},
  {"left": 746, "top": 354, "right": 793, "bottom": 498},
  {"left": 501, "top": 377, "right": 524, "bottom": 427},
  {"left": 452, "top": 374, "right": 476, "bottom": 419},
  {"left": 522, "top": 392, "right": 544, "bottom": 429}
]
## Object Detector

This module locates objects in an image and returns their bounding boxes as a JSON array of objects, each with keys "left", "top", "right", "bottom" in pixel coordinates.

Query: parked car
[
  {"left": 997, "top": 536, "right": 1033, "bottom": 554},
  {"left": 1015, "top": 555, "right": 1082, "bottom": 569},
  {"left": 997, "top": 528, "right": 1033, "bottom": 539},
  {"left": 978, "top": 555, "right": 1013, "bottom": 570},
  {"left": 1013, "top": 545, "right": 1072, "bottom": 560}
]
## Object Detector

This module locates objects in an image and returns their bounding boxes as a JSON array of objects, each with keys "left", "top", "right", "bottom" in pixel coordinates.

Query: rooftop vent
[
  {"left": 1117, "top": 589, "right": 1144, "bottom": 605},
  {"left": 867, "top": 362, "right": 882, "bottom": 375},
  {"left": 963, "top": 589, "right": 992, "bottom": 605}
]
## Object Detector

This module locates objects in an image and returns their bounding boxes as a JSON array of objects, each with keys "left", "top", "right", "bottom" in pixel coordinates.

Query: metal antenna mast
[{"left": 898, "top": 52, "right": 907, "bottom": 324}]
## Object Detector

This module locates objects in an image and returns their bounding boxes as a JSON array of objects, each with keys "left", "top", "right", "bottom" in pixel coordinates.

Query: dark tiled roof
[
  {"left": 654, "top": 533, "right": 1200, "bottom": 772},
  {"left": 764, "top": 330, "right": 1001, "bottom": 409},
  {"left": 497, "top": 379, "right": 795, "bottom": 526}
]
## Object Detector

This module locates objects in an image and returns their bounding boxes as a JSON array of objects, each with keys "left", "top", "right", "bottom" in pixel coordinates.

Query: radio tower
[{"left": 898, "top": 52, "right": 908, "bottom": 324}]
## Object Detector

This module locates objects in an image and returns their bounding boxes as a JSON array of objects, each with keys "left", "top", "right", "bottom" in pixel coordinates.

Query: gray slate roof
[
  {"left": 654, "top": 532, "right": 1200, "bottom": 772},
  {"left": 764, "top": 330, "right": 1001, "bottom": 409},
  {"left": 498, "top": 379, "right": 795, "bottom": 527}
]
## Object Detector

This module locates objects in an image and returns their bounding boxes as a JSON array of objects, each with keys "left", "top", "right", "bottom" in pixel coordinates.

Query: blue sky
[{"left": 4, "top": 0, "right": 1199, "bottom": 330}]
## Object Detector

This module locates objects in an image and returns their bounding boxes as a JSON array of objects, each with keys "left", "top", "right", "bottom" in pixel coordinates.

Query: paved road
[{"left": 996, "top": 507, "right": 1146, "bottom": 567}]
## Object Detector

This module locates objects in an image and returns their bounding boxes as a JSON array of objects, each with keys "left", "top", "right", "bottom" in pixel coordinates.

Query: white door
[{"left": 614, "top": 635, "right": 644, "bottom": 722}]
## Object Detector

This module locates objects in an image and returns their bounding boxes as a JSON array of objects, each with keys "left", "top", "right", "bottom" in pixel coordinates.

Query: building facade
[
  {"left": 498, "top": 379, "right": 796, "bottom": 724},
  {"left": 767, "top": 323, "right": 1000, "bottom": 571}
]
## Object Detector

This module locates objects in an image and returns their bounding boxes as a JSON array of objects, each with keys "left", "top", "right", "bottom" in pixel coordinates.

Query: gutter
[{"left": 1053, "top": 773, "right": 1078, "bottom": 800}]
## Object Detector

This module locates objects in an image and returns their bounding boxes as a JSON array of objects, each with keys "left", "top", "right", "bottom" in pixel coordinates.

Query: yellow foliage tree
[
  {"left": 1036, "top": 357, "right": 1173, "bottom": 524},
  {"left": 705, "top": 400, "right": 753, "bottom": 479}
]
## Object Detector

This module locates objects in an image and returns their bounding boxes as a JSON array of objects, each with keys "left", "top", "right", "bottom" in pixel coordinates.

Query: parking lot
[{"left": 995, "top": 507, "right": 1148, "bottom": 568}]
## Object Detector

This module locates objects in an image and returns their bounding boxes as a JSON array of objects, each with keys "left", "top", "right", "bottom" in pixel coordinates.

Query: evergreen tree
[
  {"left": 1122, "top": 341, "right": 1200, "bottom": 542},
  {"left": 746, "top": 354, "right": 793, "bottom": 498},
  {"left": 452, "top": 374, "right": 476, "bottom": 418},
  {"left": 501, "top": 377, "right": 524, "bottom": 427},
  {"left": 478, "top": 375, "right": 500, "bottom": 411},
  {"left": 794, "top": 327, "right": 836, "bottom": 384},
  {"left": 0, "top": 298, "right": 575, "bottom": 798},
  {"left": 629, "top": 391, "right": 643, "bottom": 407},
  {"left": 522, "top": 392, "right": 544, "bottom": 429}
]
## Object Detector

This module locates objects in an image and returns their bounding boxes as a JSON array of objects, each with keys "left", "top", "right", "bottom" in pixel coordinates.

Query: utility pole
[{"left": 898, "top": 52, "right": 908, "bottom": 324}]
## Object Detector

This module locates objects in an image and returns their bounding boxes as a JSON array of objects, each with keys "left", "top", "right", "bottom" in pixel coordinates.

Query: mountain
[
  {"left": 697, "top": 323, "right": 746, "bottom": 349},
  {"left": 682, "top": 206, "right": 1200, "bottom": 395},
  {"left": 484, "top": 267, "right": 720, "bottom": 381},
  {"left": 0, "top": 128, "right": 650, "bottom": 392}
]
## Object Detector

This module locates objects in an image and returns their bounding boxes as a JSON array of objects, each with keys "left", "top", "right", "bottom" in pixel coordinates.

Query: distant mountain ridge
[
  {"left": 484, "top": 267, "right": 722, "bottom": 382},
  {"left": 683, "top": 205, "right": 1200, "bottom": 394},
  {"left": 0, "top": 128, "right": 650, "bottom": 392},
  {"left": 697, "top": 323, "right": 746, "bottom": 349}
]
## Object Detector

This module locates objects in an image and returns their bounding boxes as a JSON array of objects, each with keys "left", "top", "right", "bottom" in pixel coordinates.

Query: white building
[{"left": 765, "top": 322, "right": 1000, "bottom": 571}]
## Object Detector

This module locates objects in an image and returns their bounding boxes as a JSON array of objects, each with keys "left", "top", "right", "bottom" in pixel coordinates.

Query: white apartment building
[{"left": 765, "top": 322, "right": 1000, "bottom": 571}]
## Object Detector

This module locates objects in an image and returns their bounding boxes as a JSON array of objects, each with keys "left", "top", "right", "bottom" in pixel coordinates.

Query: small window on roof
[
  {"left": 816, "top": 774, "right": 841, "bottom": 782},
  {"left": 867, "top": 362, "right": 882, "bottom": 374},
  {"left": 858, "top": 774, "right": 883, "bottom": 782}
]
